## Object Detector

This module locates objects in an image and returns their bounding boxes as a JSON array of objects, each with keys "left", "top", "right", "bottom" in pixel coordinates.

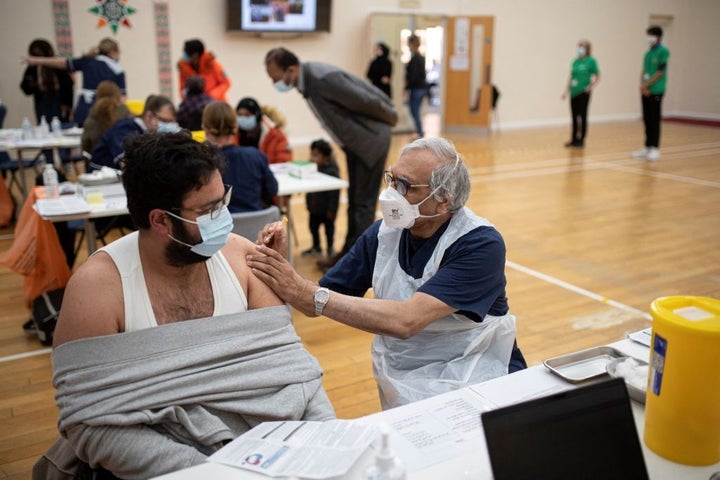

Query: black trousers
[
  {"left": 309, "top": 212, "right": 335, "bottom": 252},
  {"left": 341, "top": 147, "right": 387, "bottom": 255},
  {"left": 570, "top": 92, "right": 591, "bottom": 143},
  {"left": 641, "top": 94, "right": 664, "bottom": 148}
]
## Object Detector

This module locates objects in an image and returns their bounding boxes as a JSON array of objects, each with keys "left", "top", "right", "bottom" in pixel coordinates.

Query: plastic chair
[
  {"left": 191, "top": 130, "right": 206, "bottom": 143},
  {"left": 230, "top": 205, "right": 281, "bottom": 241},
  {"left": 125, "top": 99, "right": 144, "bottom": 116}
]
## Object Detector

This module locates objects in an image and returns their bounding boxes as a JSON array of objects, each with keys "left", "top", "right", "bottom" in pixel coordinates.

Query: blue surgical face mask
[
  {"left": 273, "top": 78, "right": 293, "bottom": 93},
  {"left": 577, "top": 46, "right": 586, "bottom": 57},
  {"left": 236, "top": 115, "right": 258, "bottom": 131},
  {"left": 165, "top": 206, "right": 233, "bottom": 257},
  {"left": 181, "top": 52, "right": 191, "bottom": 62},
  {"left": 157, "top": 121, "right": 181, "bottom": 133}
]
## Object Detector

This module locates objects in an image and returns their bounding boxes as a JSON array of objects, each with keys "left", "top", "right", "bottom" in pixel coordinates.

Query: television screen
[{"left": 227, "top": 0, "right": 331, "bottom": 33}]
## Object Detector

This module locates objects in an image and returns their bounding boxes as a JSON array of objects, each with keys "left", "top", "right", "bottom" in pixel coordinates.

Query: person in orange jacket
[{"left": 177, "top": 39, "right": 230, "bottom": 102}]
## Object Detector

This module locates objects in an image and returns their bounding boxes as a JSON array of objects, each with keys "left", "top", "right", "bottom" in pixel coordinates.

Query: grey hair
[{"left": 399, "top": 137, "right": 470, "bottom": 212}]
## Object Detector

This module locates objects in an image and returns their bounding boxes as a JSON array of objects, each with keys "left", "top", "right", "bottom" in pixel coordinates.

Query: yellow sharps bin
[{"left": 644, "top": 296, "right": 720, "bottom": 465}]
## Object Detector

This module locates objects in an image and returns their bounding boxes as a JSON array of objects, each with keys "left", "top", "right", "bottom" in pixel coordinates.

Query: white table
[
  {"left": 153, "top": 338, "right": 720, "bottom": 480},
  {"left": 35, "top": 166, "right": 348, "bottom": 257},
  {"left": 270, "top": 163, "right": 348, "bottom": 257},
  {"left": 0, "top": 128, "right": 81, "bottom": 200}
]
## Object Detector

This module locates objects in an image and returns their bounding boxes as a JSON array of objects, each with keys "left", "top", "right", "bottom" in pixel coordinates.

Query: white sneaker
[
  {"left": 632, "top": 148, "right": 649, "bottom": 158},
  {"left": 646, "top": 148, "right": 660, "bottom": 161}
]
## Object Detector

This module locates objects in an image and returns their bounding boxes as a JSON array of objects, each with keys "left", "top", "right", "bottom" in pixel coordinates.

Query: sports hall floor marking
[
  {"left": 506, "top": 260, "right": 652, "bottom": 321},
  {"left": 0, "top": 347, "right": 52, "bottom": 363}
]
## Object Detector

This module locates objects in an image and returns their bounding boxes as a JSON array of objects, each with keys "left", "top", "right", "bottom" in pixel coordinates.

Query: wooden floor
[{"left": 1, "top": 119, "right": 719, "bottom": 479}]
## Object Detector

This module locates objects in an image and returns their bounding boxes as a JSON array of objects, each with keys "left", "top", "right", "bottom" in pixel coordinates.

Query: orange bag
[
  {"left": 0, "top": 188, "right": 71, "bottom": 307},
  {"left": 0, "top": 177, "right": 13, "bottom": 227}
]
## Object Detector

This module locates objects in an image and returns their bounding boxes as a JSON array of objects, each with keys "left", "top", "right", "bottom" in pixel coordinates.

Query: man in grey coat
[{"left": 265, "top": 47, "right": 398, "bottom": 269}]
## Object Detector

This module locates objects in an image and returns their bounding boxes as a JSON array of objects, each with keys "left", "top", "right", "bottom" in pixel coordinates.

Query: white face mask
[
  {"left": 647, "top": 36, "right": 658, "bottom": 46},
  {"left": 577, "top": 46, "right": 586, "bottom": 57},
  {"left": 378, "top": 187, "right": 443, "bottom": 229},
  {"left": 165, "top": 206, "right": 233, "bottom": 257}
]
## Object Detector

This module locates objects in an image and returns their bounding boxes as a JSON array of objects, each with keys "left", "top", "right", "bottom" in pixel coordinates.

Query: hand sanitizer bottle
[{"left": 365, "top": 424, "right": 406, "bottom": 480}]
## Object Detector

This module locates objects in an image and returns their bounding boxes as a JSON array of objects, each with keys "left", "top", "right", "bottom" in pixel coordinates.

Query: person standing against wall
[
  {"left": 632, "top": 26, "right": 670, "bottom": 162},
  {"left": 561, "top": 39, "right": 600, "bottom": 148},
  {"left": 367, "top": 42, "right": 392, "bottom": 98},
  {"left": 405, "top": 34, "right": 428, "bottom": 140}
]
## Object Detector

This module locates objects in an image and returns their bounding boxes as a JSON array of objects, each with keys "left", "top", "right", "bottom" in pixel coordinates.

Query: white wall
[{"left": 1, "top": 0, "right": 718, "bottom": 140}]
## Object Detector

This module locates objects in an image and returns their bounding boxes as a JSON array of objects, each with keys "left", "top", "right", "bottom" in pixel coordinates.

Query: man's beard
[{"left": 165, "top": 218, "right": 210, "bottom": 267}]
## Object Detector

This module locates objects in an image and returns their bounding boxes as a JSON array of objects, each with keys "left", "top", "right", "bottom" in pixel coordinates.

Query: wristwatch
[{"left": 313, "top": 287, "right": 330, "bottom": 316}]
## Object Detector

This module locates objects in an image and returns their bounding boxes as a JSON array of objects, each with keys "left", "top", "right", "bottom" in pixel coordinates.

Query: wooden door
[{"left": 444, "top": 16, "right": 494, "bottom": 130}]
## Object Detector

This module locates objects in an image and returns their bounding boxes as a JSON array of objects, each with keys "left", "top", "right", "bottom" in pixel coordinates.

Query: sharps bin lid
[{"left": 650, "top": 296, "right": 720, "bottom": 333}]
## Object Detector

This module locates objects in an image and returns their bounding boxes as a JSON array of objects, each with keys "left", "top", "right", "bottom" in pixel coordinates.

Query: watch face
[{"left": 315, "top": 288, "right": 330, "bottom": 303}]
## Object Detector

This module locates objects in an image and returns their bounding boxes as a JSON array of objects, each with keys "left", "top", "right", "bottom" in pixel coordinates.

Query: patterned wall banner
[
  {"left": 154, "top": 1, "right": 173, "bottom": 98},
  {"left": 52, "top": 0, "right": 73, "bottom": 57}
]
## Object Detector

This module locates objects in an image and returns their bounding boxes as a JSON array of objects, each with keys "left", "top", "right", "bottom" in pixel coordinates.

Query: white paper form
[
  {"left": 208, "top": 420, "right": 376, "bottom": 479},
  {"left": 357, "top": 388, "right": 496, "bottom": 472},
  {"left": 469, "top": 366, "right": 573, "bottom": 408}
]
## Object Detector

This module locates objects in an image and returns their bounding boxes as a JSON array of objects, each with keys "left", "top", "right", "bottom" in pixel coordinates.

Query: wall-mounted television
[{"left": 227, "top": 0, "right": 332, "bottom": 34}]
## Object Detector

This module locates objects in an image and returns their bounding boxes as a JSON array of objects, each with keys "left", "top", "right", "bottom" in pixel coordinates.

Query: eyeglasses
[
  {"left": 171, "top": 184, "right": 232, "bottom": 220},
  {"left": 383, "top": 171, "right": 429, "bottom": 196}
]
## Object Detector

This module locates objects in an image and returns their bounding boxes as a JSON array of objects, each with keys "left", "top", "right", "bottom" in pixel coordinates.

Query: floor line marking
[
  {"left": 506, "top": 260, "right": 653, "bottom": 320},
  {"left": 0, "top": 347, "right": 52, "bottom": 363}
]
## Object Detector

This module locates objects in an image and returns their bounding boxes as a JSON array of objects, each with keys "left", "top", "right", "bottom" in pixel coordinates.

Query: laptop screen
[{"left": 482, "top": 377, "right": 649, "bottom": 480}]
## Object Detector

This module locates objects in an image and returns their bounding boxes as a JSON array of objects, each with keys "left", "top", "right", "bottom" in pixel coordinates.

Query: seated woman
[
  {"left": 81, "top": 80, "right": 132, "bottom": 163},
  {"left": 235, "top": 97, "right": 291, "bottom": 164},
  {"left": 203, "top": 101, "right": 278, "bottom": 213}
]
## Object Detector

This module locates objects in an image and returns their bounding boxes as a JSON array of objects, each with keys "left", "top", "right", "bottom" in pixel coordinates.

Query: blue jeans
[{"left": 408, "top": 88, "right": 426, "bottom": 137}]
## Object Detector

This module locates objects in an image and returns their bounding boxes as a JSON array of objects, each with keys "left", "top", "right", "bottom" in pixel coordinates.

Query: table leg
[
  {"left": 16, "top": 149, "right": 27, "bottom": 199},
  {"left": 84, "top": 218, "right": 98, "bottom": 255}
]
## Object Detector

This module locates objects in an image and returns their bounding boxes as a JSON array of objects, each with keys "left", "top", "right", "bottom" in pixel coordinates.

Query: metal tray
[{"left": 543, "top": 346, "right": 625, "bottom": 383}]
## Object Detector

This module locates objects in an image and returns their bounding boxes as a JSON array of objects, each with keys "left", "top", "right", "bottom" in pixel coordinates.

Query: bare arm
[
  {"left": 247, "top": 244, "right": 455, "bottom": 338},
  {"left": 23, "top": 56, "right": 69, "bottom": 70},
  {"left": 586, "top": 73, "right": 600, "bottom": 92},
  {"left": 641, "top": 71, "right": 663, "bottom": 95},
  {"left": 53, "top": 252, "right": 124, "bottom": 347},
  {"left": 222, "top": 234, "right": 284, "bottom": 310}
]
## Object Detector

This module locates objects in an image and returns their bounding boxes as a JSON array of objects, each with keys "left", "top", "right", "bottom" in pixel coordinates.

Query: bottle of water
[
  {"left": 50, "top": 116, "right": 62, "bottom": 137},
  {"left": 43, "top": 163, "right": 59, "bottom": 198},
  {"left": 39, "top": 115, "right": 50, "bottom": 139},
  {"left": 21, "top": 117, "right": 33, "bottom": 140}
]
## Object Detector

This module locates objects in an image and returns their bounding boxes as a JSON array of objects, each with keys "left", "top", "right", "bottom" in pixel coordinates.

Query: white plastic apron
[{"left": 371, "top": 207, "right": 516, "bottom": 409}]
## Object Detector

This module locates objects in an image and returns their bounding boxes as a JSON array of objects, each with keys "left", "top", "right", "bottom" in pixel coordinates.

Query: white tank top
[{"left": 98, "top": 231, "right": 248, "bottom": 331}]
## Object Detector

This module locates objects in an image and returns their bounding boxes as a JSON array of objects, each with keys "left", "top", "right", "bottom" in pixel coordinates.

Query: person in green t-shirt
[
  {"left": 562, "top": 40, "right": 600, "bottom": 148},
  {"left": 632, "top": 25, "right": 670, "bottom": 161}
]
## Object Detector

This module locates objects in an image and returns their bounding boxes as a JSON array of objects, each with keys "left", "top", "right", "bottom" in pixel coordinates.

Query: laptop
[{"left": 481, "top": 377, "right": 649, "bottom": 480}]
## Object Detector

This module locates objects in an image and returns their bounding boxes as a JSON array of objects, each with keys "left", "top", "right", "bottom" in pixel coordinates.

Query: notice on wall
[{"left": 451, "top": 17, "right": 470, "bottom": 71}]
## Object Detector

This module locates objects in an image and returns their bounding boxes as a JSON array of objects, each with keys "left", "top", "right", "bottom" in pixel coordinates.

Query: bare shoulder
[
  {"left": 221, "top": 233, "right": 284, "bottom": 308},
  {"left": 221, "top": 233, "right": 257, "bottom": 280},
  {"left": 53, "top": 252, "right": 124, "bottom": 347}
]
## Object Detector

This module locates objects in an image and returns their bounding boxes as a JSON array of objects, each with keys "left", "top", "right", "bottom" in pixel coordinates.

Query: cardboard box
[{"left": 287, "top": 160, "right": 318, "bottom": 179}]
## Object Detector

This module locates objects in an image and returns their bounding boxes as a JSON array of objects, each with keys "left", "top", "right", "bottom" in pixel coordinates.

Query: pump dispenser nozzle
[{"left": 365, "top": 423, "right": 406, "bottom": 480}]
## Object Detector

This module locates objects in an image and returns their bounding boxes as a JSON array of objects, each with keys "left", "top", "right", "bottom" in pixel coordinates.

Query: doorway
[{"left": 368, "top": 13, "right": 445, "bottom": 137}]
